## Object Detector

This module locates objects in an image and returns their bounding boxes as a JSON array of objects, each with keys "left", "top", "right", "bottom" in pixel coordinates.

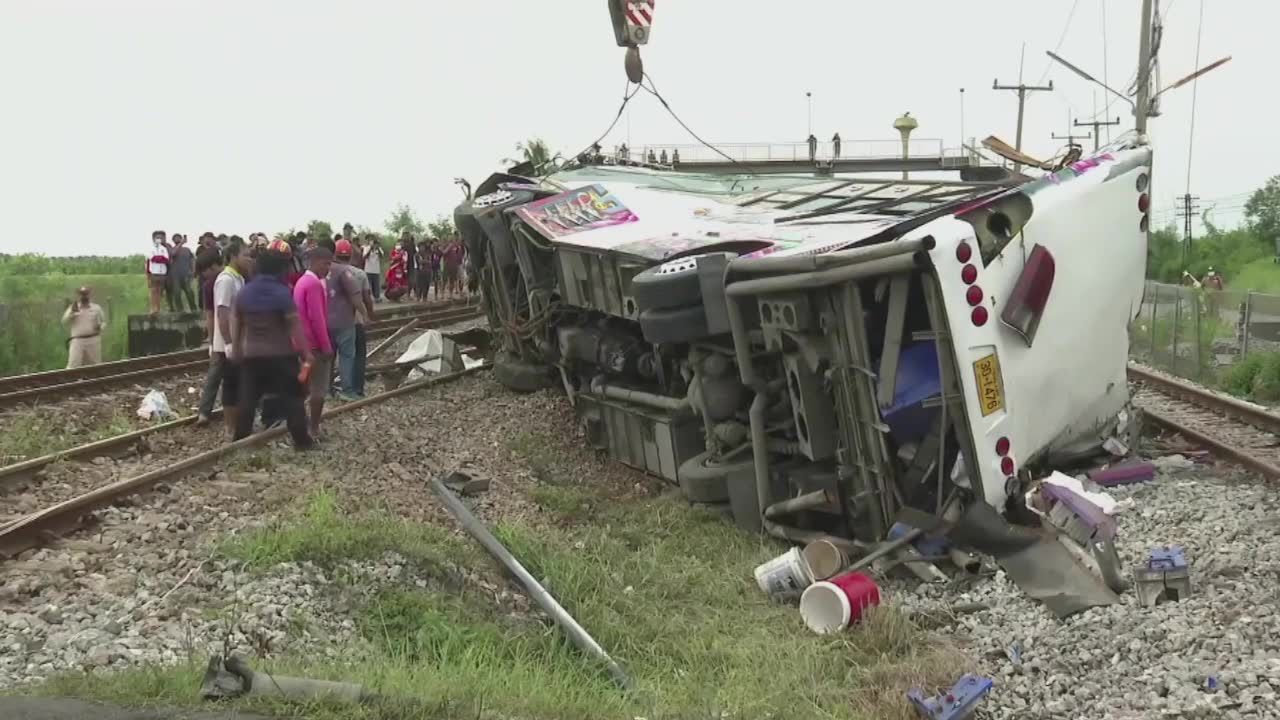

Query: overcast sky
[{"left": 0, "top": 0, "right": 1271, "bottom": 255}]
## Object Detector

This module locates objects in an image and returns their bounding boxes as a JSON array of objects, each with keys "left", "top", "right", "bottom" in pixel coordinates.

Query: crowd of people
[
  {"left": 141, "top": 225, "right": 471, "bottom": 316},
  {"left": 63, "top": 224, "right": 477, "bottom": 452}
]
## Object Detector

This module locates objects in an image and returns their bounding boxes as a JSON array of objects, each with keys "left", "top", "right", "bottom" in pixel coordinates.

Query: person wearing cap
[
  {"left": 62, "top": 286, "right": 107, "bottom": 368},
  {"left": 334, "top": 239, "right": 376, "bottom": 398},
  {"left": 293, "top": 242, "right": 335, "bottom": 438},
  {"left": 325, "top": 238, "right": 364, "bottom": 400},
  {"left": 146, "top": 230, "right": 171, "bottom": 315},
  {"left": 230, "top": 243, "right": 316, "bottom": 450}
]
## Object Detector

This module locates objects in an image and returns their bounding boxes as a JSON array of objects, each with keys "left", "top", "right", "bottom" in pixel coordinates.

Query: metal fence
[{"left": 1132, "top": 281, "right": 1280, "bottom": 382}]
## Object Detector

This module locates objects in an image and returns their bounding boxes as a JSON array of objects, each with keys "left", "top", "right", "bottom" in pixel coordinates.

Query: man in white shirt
[{"left": 195, "top": 239, "right": 251, "bottom": 437}]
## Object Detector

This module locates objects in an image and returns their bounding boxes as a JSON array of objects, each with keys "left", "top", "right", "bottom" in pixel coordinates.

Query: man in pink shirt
[{"left": 293, "top": 245, "right": 334, "bottom": 439}]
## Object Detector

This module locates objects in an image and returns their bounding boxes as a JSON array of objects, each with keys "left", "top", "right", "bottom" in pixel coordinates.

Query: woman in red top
[{"left": 385, "top": 246, "right": 409, "bottom": 301}]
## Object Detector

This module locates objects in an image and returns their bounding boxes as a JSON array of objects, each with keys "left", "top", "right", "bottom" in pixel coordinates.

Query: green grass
[
  {"left": 1229, "top": 258, "right": 1280, "bottom": 294},
  {"left": 43, "top": 485, "right": 966, "bottom": 720},
  {"left": 0, "top": 408, "right": 135, "bottom": 464},
  {"left": 0, "top": 274, "right": 150, "bottom": 373},
  {"left": 220, "top": 488, "right": 474, "bottom": 571}
]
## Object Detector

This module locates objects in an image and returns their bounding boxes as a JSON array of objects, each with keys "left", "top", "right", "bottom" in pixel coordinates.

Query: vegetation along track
[
  {"left": 0, "top": 364, "right": 490, "bottom": 558},
  {"left": 1129, "top": 363, "right": 1280, "bottom": 478},
  {"left": 0, "top": 303, "right": 480, "bottom": 409},
  {"left": 0, "top": 318, "right": 483, "bottom": 490}
]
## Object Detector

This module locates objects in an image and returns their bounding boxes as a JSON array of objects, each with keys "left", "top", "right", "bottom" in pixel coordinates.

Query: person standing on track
[
  {"left": 415, "top": 241, "right": 433, "bottom": 302},
  {"left": 363, "top": 234, "right": 384, "bottom": 302},
  {"left": 323, "top": 238, "right": 363, "bottom": 401},
  {"left": 443, "top": 235, "right": 465, "bottom": 298},
  {"left": 293, "top": 243, "right": 334, "bottom": 439},
  {"left": 230, "top": 242, "right": 316, "bottom": 450},
  {"left": 62, "top": 286, "right": 106, "bottom": 369},
  {"left": 429, "top": 240, "right": 444, "bottom": 301},
  {"left": 197, "top": 238, "right": 251, "bottom": 435},
  {"left": 197, "top": 248, "right": 220, "bottom": 343},
  {"left": 335, "top": 240, "right": 376, "bottom": 398},
  {"left": 400, "top": 232, "right": 418, "bottom": 300}
]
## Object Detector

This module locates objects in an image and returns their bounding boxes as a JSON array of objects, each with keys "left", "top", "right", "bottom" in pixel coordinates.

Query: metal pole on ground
[
  {"left": 429, "top": 477, "right": 634, "bottom": 692},
  {"left": 1242, "top": 292, "right": 1253, "bottom": 358}
]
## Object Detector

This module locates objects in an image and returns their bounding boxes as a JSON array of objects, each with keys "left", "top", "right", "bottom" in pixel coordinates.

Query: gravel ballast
[{"left": 2, "top": 366, "right": 1280, "bottom": 720}]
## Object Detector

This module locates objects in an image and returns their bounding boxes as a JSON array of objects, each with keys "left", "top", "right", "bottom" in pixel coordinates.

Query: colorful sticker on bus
[{"left": 515, "top": 184, "right": 638, "bottom": 239}]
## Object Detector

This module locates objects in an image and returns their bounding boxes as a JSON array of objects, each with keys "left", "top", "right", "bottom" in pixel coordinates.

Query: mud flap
[{"left": 948, "top": 501, "right": 1120, "bottom": 618}]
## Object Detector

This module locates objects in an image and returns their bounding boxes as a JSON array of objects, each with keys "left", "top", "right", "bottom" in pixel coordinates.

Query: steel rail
[
  {"left": 1128, "top": 364, "right": 1280, "bottom": 435},
  {"left": 0, "top": 364, "right": 491, "bottom": 558},
  {"left": 0, "top": 307, "right": 480, "bottom": 409},
  {"left": 0, "top": 326, "right": 482, "bottom": 488},
  {"left": 0, "top": 300, "right": 467, "bottom": 395},
  {"left": 1140, "top": 407, "right": 1280, "bottom": 480}
]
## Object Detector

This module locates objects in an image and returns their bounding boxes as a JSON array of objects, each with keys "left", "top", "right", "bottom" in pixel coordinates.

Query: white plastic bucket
[
  {"left": 753, "top": 547, "right": 814, "bottom": 602},
  {"left": 802, "top": 539, "right": 848, "bottom": 580}
]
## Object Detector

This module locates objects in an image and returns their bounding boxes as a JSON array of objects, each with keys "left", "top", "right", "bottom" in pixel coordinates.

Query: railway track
[
  {"left": 0, "top": 303, "right": 481, "bottom": 409},
  {"left": 0, "top": 364, "right": 490, "bottom": 558},
  {"left": 1128, "top": 363, "right": 1280, "bottom": 478}
]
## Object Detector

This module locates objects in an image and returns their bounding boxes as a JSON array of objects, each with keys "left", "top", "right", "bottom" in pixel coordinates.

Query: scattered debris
[
  {"left": 429, "top": 475, "right": 634, "bottom": 691},
  {"left": 135, "top": 389, "right": 174, "bottom": 421},
  {"left": 1134, "top": 546, "right": 1193, "bottom": 607},
  {"left": 1089, "top": 459, "right": 1156, "bottom": 487},
  {"left": 753, "top": 547, "right": 814, "bottom": 603},
  {"left": 798, "top": 571, "right": 880, "bottom": 635},
  {"left": 200, "top": 654, "right": 370, "bottom": 703},
  {"left": 800, "top": 539, "right": 847, "bottom": 581},
  {"left": 443, "top": 469, "right": 491, "bottom": 496},
  {"left": 907, "top": 673, "right": 993, "bottom": 719},
  {"left": 1151, "top": 454, "right": 1196, "bottom": 472}
]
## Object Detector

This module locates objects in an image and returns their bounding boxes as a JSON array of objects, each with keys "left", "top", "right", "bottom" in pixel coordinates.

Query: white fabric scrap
[{"left": 1025, "top": 470, "right": 1124, "bottom": 519}]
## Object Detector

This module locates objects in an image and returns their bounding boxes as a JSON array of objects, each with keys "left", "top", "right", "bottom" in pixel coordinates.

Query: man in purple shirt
[{"left": 229, "top": 244, "right": 315, "bottom": 450}]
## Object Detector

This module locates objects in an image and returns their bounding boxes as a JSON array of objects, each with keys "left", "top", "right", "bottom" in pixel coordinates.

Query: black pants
[
  {"left": 234, "top": 355, "right": 313, "bottom": 448},
  {"left": 168, "top": 277, "right": 196, "bottom": 312},
  {"left": 197, "top": 352, "right": 240, "bottom": 417}
]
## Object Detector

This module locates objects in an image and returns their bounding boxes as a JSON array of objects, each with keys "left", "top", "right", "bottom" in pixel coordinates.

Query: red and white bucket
[
  {"left": 753, "top": 547, "right": 814, "bottom": 602},
  {"left": 799, "top": 571, "right": 881, "bottom": 634}
]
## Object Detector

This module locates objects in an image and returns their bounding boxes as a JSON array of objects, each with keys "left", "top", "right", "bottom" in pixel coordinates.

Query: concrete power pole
[
  {"left": 993, "top": 78, "right": 1054, "bottom": 174},
  {"left": 1135, "top": 0, "right": 1156, "bottom": 137},
  {"left": 1052, "top": 128, "right": 1092, "bottom": 149},
  {"left": 1074, "top": 117, "right": 1122, "bottom": 152}
]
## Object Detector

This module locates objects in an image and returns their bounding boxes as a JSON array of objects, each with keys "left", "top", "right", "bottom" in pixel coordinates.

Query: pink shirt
[{"left": 292, "top": 271, "right": 332, "bottom": 354}]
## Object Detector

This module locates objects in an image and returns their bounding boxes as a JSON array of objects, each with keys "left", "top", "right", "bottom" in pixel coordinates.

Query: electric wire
[
  {"left": 638, "top": 72, "right": 746, "bottom": 170},
  {"left": 1100, "top": 0, "right": 1114, "bottom": 142},
  {"left": 1038, "top": 0, "right": 1083, "bottom": 85},
  {"left": 541, "top": 79, "right": 644, "bottom": 180},
  {"left": 1184, "top": 0, "right": 1205, "bottom": 196}
]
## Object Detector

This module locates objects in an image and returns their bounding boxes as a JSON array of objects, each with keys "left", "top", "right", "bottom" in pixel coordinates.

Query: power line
[
  {"left": 1100, "top": 0, "right": 1114, "bottom": 143},
  {"left": 1184, "top": 0, "right": 1205, "bottom": 195},
  {"left": 1038, "top": 0, "right": 1083, "bottom": 85},
  {"left": 639, "top": 73, "right": 746, "bottom": 170}
]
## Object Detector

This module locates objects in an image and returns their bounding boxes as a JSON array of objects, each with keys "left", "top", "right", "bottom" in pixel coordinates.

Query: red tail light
[
  {"left": 1000, "top": 244, "right": 1055, "bottom": 346},
  {"left": 1000, "top": 457, "right": 1015, "bottom": 476},
  {"left": 971, "top": 306, "right": 989, "bottom": 326}
]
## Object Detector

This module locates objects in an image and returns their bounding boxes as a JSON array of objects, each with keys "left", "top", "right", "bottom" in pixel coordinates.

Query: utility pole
[
  {"left": 1135, "top": 0, "right": 1155, "bottom": 136},
  {"left": 1051, "top": 128, "right": 1091, "bottom": 148},
  {"left": 1175, "top": 193, "right": 1201, "bottom": 264},
  {"left": 992, "top": 78, "right": 1054, "bottom": 174},
  {"left": 1074, "top": 117, "right": 1122, "bottom": 152}
]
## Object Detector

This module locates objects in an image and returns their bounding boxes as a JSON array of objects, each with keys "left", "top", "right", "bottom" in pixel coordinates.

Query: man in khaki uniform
[{"left": 62, "top": 286, "right": 106, "bottom": 368}]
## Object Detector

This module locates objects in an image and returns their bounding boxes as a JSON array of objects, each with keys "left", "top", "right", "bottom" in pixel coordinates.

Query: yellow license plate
[{"left": 972, "top": 353, "right": 1005, "bottom": 417}]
